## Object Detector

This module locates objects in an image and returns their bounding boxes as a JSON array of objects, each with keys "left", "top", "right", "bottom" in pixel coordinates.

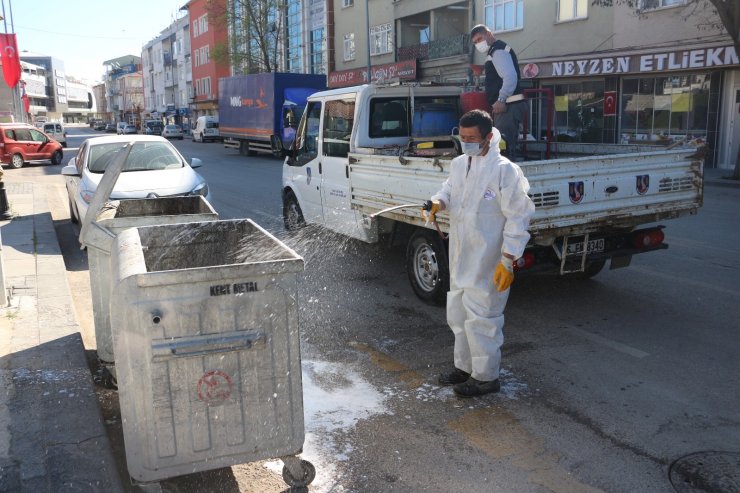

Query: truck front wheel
[
  {"left": 406, "top": 229, "right": 449, "bottom": 306},
  {"left": 283, "top": 190, "right": 305, "bottom": 230}
]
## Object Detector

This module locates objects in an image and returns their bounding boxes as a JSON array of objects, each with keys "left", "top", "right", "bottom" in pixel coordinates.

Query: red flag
[
  {"left": 20, "top": 80, "right": 29, "bottom": 113},
  {"left": 604, "top": 91, "right": 617, "bottom": 117},
  {"left": 0, "top": 34, "right": 22, "bottom": 88}
]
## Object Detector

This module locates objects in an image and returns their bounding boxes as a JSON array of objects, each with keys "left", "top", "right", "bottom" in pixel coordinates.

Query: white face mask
[
  {"left": 475, "top": 40, "right": 489, "bottom": 54},
  {"left": 461, "top": 141, "right": 484, "bottom": 157}
]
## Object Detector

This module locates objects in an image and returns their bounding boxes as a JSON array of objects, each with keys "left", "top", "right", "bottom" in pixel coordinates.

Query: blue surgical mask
[{"left": 461, "top": 141, "right": 484, "bottom": 157}]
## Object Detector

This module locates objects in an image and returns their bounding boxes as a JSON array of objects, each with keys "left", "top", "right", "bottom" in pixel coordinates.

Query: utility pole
[{"left": 365, "top": 0, "right": 371, "bottom": 84}]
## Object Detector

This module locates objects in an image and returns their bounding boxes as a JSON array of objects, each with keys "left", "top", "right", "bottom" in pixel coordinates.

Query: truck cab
[{"left": 282, "top": 84, "right": 462, "bottom": 241}]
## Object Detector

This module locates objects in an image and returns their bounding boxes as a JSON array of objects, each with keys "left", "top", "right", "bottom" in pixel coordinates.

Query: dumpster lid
[{"left": 79, "top": 143, "right": 134, "bottom": 252}]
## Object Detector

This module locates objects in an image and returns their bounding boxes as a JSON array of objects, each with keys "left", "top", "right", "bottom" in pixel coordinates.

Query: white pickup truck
[{"left": 281, "top": 84, "right": 704, "bottom": 304}]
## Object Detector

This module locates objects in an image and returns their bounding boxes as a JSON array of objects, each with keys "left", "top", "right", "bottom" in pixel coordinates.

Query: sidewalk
[
  {"left": 0, "top": 182, "right": 123, "bottom": 492},
  {"left": 703, "top": 166, "right": 740, "bottom": 189}
]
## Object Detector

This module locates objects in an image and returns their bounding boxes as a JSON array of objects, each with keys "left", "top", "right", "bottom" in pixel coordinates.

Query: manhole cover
[{"left": 669, "top": 452, "right": 740, "bottom": 493}]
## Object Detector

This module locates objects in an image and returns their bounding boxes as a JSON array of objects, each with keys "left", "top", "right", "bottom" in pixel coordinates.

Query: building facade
[
  {"left": 185, "top": 0, "right": 230, "bottom": 119},
  {"left": 102, "top": 55, "right": 144, "bottom": 125},
  {"left": 328, "top": 0, "right": 739, "bottom": 169},
  {"left": 142, "top": 13, "right": 193, "bottom": 129},
  {"left": 3, "top": 53, "right": 98, "bottom": 123}
]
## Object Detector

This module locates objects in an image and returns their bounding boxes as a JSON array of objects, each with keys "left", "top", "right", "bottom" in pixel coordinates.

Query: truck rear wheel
[
  {"left": 283, "top": 190, "right": 305, "bottom": 230},
  {"left": 406, "top": 229, "right": 448, "bottom": 306}
]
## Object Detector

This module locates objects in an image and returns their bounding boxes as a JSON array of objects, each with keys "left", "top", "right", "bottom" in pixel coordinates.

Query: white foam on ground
[{"left": 263, "top": 359, "right": 388, "bottom": 491}]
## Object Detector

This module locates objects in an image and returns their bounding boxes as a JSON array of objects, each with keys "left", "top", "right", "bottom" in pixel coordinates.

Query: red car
[{"left": 0, "top": 123, "right": 64, "bottom": 168}]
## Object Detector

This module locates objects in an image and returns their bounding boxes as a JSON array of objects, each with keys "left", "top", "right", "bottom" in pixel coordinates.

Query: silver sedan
[
  {"left": 161, "top": 124, "right": 184, "bottom": 140},
  {"left": 61, "top": 135, "right": 211, "bottom": 224}
]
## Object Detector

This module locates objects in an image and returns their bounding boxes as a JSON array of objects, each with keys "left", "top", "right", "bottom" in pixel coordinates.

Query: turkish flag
[
  {"left": 0, "top": 34, "right": 22, "bottom": 88},
  {"left": 20, "top": 80, "right": 29, "bottom": 113},
  {"left": 604, "top": 91, "right": 617, "bottom": 117}
]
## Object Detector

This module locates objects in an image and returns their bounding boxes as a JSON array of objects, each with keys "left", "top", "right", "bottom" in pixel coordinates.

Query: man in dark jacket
[{"left": 470, "top": 24, "right": 529, "bottom": 160}]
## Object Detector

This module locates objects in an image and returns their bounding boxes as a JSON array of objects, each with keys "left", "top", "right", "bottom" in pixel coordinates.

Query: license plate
[{"left": 566, "top": 238, "right": 605, "bottom": 255}]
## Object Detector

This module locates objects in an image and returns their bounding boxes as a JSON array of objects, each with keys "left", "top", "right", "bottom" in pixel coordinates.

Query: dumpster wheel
[{"left": 282, "top": 458, "right": 316, "bottom": 487}]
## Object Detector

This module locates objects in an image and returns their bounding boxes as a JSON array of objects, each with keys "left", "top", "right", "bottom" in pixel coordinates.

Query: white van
[
  {"left": 42, "top": 122, "right": 67, "bottom": 148},
  {"left": 192, "top": 116, "right": 219, "bottom": 143}
]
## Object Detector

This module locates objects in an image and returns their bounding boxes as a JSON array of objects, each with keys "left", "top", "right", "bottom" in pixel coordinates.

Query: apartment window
[
  {"left": 485, "top": 0, "right": 523, "bottom": 32},
  {"left": 194, "top": 49, "right": 200, "bottom": 67},
  {"left": 203, "top": 77, "right": 211, "bottom": 98},
  {"left": 193, "top": 21, "right": 199, "bottom": 37},
  {"left": 342, "top": 0, "right": 353, "bottom": 6},
  {"left": 198, "top": 14, "right": 209, "bottom": 35},
  {"left": 199, "top": 46, "right": 209, "bottom": 65},
  {"left": 310, "top": 28, "right": 325, "bottom": 74},
  {"left": 286, "top": 0, "right": 303, "bottom": 73},
  {"left": 344, "top": 33, "right": 355, "bottom": 61},
  {"left": 370, "top": 23, "right": 393, "bottom": 56},
  {"left": 640, "top": 0, "right": 685, "bottom": 9},
  {"left": 557, "top": 0, "right": 587, "bottom": 21}
]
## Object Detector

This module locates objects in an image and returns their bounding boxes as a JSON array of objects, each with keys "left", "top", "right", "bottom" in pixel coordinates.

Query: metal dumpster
[
  {"left": 85, "top": 197, "right": 218, "bottom": 371},
  {"left": 108, "top": 219, "right": 313, "bottom": 485},
  {"left": 78, "top": 143, "right": 218, "bottom": 373}
]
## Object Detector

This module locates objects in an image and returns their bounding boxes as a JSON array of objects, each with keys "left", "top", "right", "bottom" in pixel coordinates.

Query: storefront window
[
  {"left": 620, "top": 74, "right": 710, "bottom": 144},
  {"left": 542, "top": 80, "right": 606, "bottom": 143}
]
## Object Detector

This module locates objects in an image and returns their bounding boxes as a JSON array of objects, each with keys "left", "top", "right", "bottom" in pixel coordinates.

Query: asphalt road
[{"left": 10, "top": 126, "right": 740, "bottom": 492}]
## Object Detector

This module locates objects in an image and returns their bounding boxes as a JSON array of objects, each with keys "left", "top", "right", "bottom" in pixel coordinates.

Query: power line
[{"left": 15, "top": 24, "right": 139, "bottom": 40}]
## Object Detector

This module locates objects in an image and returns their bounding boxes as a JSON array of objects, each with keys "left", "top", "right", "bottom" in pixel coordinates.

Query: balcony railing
[{"left": 398, "top": 33, "right": 470, "bottom": 61}]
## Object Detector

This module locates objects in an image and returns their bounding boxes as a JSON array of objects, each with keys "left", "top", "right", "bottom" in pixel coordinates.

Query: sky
[{"left": 3, "top": 0, "right": 188, "bottom": 84}]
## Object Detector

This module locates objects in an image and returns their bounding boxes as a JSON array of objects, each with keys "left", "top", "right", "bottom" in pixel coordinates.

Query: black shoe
[
  {"left": 438, "top": 368, "right": 471, "bottom": 385},
  {"left": 453, "top": 378, "right": 501, "bottom": 398}
]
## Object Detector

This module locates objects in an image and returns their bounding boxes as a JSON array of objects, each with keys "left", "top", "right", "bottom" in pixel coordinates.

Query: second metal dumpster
[
  {"left": 109, "top": 218, "right": 313, "bottom": 486},
  {"left": 86, "top": 197, "right": 218, "bottom": 372},
  {"left": 77, "top": 143, "right": 219, "bottom": 375}
]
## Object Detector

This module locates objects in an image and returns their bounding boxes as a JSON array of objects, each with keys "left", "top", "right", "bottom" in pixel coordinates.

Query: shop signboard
[{"left": 328, "top": 60, "right": 417, "bottom": 88}]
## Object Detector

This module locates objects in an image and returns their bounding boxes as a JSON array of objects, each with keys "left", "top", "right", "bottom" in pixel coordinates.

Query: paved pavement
[
  {"left": 0, "top": 164, "right": 736, "bottom": 492},
  {"left": 0, "top": 181, "right": 123, "bottom": 492}
]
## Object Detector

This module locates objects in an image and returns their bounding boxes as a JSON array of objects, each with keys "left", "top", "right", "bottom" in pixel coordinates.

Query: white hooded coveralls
[{"left": 432, "top": 129, "right": 534, "bottom": 381}]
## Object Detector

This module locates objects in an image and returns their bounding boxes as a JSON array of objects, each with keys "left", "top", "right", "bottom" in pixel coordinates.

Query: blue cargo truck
[{"left": 219, "top": 73, "right": 326, "bottom": 157}]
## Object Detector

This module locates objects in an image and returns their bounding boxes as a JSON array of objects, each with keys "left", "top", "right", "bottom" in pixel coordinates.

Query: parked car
[
  {"left": 0, "top": 123, "right": 64, "bottom": 168},
  {"left": 143, "top": 120, "right": 164, "bottom": 135},
  {"left": 123, "top": 124, "right": 137, "bottom": 135},
  {"left": 161, "top": 124, "right": 184, "bottom": 140},
  {"left": 61, "top": 135, "right": 210, "bottom": 224},
  {"left": 105, "top": 123, "right": 116, "bottom": 133},
  {"left": 94, "top": 121, "right": 106, "bottom": 131},
  {"left": 42, "top": 122, "right": 67, "bottom": 148},
  {"left": 116, "top": 122, "right": 127, "bottom": 135},
  {"left": 192, "top": 116, "right": 220, "bottom": 142}
]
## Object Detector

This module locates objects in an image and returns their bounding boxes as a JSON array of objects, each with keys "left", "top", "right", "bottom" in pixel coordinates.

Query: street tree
[
  {"left": 592, "top": 0, "right": 740, "bottom": 178},
  {"left": 206, "top": 0, "right": 284, "bottom": 74}
]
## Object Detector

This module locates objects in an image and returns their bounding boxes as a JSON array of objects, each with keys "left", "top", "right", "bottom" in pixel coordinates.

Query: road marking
[
  {"left": 450, "top": 407, "right": 605, "bottom": 493},
  {"left": 569, "top": 327, "right": 649, "bottom": 359}
]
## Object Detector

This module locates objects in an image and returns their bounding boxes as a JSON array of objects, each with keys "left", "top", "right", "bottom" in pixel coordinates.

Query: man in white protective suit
[{"left": 423, "top": 109, "right": 535, "bottom": 398}]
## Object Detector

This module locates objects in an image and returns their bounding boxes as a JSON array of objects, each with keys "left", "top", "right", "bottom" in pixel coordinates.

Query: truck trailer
[{"left": 219, "top": 73, "right": 326, "bottom": 157}]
